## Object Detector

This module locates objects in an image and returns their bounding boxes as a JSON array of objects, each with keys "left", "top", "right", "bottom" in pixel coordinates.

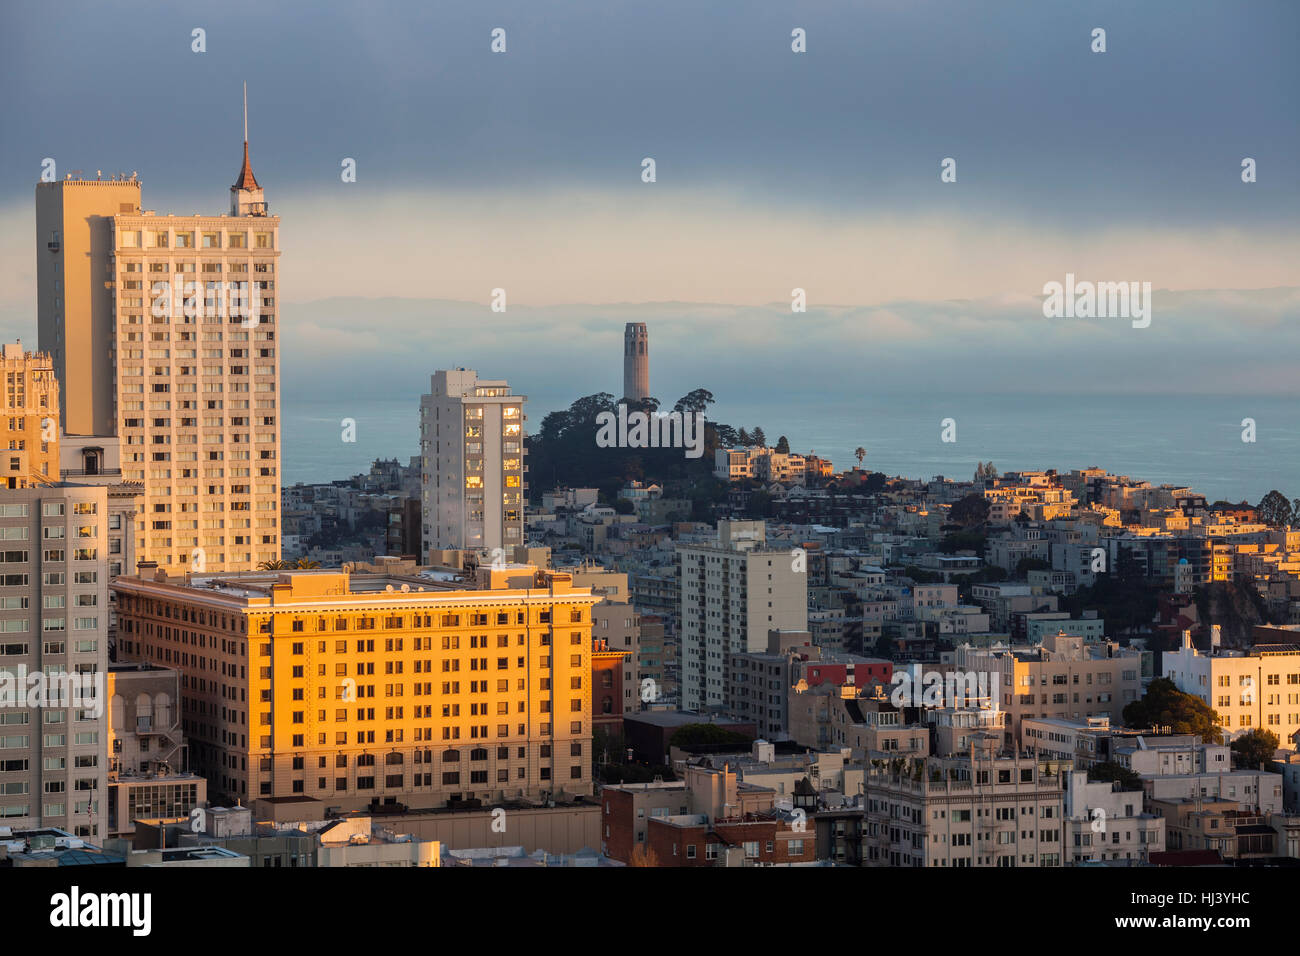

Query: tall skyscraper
[
  {"left": 623, "top": 322, "right": 649, "bottom": 402},
  {"left": 36, "top": 92, "right": 282, "bottom": 573},
  {"left": 420, "top": 370, "right": 525, "bottom": 556},
  {"left": 36, "top": 176, "right": 141, "bottom": 438}
]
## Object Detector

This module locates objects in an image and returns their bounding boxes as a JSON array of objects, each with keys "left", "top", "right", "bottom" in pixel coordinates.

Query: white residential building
[
  {"left": 0, "top": 484, "right": 110, "bottom": 839},
  {"left": 678, "top": 520, "right": 807, "bottom": 712},
  {"left": 420, "top": 370, "right": 525, "bottom": 556},
  {"left": 1063, "top": 769, "right": 1164, "bottom": 863}
]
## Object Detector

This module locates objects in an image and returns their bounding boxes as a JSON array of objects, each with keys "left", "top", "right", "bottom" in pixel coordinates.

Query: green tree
[
  {"left": 668, "top": 723, "right": 752, "bottom": 749},
  {"left": 1122, "top": 678, "right": 1223, "bottom": 743},
  {"left": 1230, "top": 728, "right": 1279, "bottom": 769},
  {"left": 939, "top": 529, "right": 988, "bottom": 555},
  {"left": 1016, "top": 557, "right": 1051, "bottom": 576},
  {"left": 1256, "top": 490, "right": 1293, "bottom": 528},
  {"left": 751, "top": 427, "right": 766, "bottom": 448},
  {"left": 673, "top": 388, "right": 715, "bottom": 416},
  {"left": 855, "top": 447, "right": 866, "bottom": 468},
  {"left": 775, "top": 435, "right": 791, "bottom": 454},
  {"left": 1086, "top": 761, "right": 1143, "bottom": 791},
  {"left": 950, "top": 493, "right": 991, "bottom": 528},
  {"left": 613, "top": 498, "right": 635, "bottom": 515}
]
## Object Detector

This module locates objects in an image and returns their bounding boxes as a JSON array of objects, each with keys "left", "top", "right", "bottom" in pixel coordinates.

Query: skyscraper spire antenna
[{"left": 230, "top": 82, "right": 265, "bottom": 218}]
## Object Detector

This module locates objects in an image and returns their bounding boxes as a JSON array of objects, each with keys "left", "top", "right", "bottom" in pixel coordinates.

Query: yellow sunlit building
[
  {"left": 0, "top": 342, "right": 60, "bottom": 487},
  {"left": 113, "top": 564, "right": 600, "bottom": 813}
]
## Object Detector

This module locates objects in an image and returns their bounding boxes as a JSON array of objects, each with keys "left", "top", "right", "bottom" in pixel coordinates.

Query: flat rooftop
[{"left": 113, "top": 567, "right": 596, "bottom": 608}]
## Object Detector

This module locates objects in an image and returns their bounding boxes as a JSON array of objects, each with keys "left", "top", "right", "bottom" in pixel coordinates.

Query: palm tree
[
  {"left": 854, "top": 447, "right": 866, "bottom": 468},
  {"left": 257, "top": 559, "right": 294, "bottom": 571},
  {"left": 294, "top": 557, "right": 321, "bottom": 569}
]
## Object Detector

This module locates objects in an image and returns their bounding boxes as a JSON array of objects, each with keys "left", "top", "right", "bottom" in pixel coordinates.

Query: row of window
[{"left": 118, "top": 230, "right": 274, "bottom": 249}]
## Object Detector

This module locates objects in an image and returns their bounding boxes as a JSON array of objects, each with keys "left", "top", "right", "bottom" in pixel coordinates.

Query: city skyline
[
  {"left": 2, "top": 2, "right": 1297, "bottom": 410},
  {"left": 4, "top": 0, "right": 1300, "bottom": 902}
]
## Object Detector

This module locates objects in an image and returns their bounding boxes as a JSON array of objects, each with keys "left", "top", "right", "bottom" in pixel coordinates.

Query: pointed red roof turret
[{"left": 233, "top": 140, "right": 259, "bottom": 191}]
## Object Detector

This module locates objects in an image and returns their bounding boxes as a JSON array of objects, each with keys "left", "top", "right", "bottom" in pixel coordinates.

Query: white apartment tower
[
  {"left": 420, "top": 370, "right": 526, "bottom": 556},
  {"left": 0, "top": 484, "right": 110, "bottom": 840},
  {"left": 36, "top": 91, "right": 282, "bottom": 573},
  {"left": 677, "top": 520, "right": 808, "bottom": 712}
]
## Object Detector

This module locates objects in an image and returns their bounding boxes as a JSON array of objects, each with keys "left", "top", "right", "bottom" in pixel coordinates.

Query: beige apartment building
[
  {"left": 1163, "top": 627, "right": 1300, "bottom": 746},
  {"left": 36, "top": 177, "right": 141, "bottom": 438},
  {"left": 954, "top": 634, "right": 1144, "bottom": 746},
  {"left": 864, "top": 751, "right": 1066, "bottom": 867},
  {"left": 113, "top": 564, "right": 599, "bottom": 812},
  {"left": 0, "top": 343, "right": 59, "bottom": 488},
  {"left": 678, "top": 520, "right": 808, "bottom": 712},
  {"left": 36, "top": 132, "right": 282, "bottom": 573},
  {"left": 105, "top": 661, "right": 206, "bottom": 839},
  {"left": 1064, "top": 768, "right": 1164, "bottom": 863},
  {"left": 566, "top": 565, "right": 641, "bottom": 714},
  {"left": 56, "top": 438, "right": 143, "bottom": 645},
  {"left": 0, "top": 483, "right": 110, "bottom": 839}
]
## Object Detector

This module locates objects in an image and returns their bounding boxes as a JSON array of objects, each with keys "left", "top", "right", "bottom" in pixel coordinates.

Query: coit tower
[{"left": 623, "top": 322, "right": 649, "bottom": 401}]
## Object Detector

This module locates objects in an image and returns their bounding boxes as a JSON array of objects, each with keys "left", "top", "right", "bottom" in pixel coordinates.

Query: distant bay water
[{"left": 283, "top": 391, "right": 1298, "bottom": 505}]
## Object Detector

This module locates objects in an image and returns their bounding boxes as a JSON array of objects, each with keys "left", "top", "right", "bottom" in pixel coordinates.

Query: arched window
[
  {"left": 135, "top": 692, "right": 154, "bottom": 732},
  {"left": 154, "top": 692, "right": 172, "bottom": 728}
]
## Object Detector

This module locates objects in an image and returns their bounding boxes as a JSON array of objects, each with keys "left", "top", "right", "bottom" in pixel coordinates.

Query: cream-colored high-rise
[
  {"left": 421, "top": 370, "right": 526, "bottom": 556},
  {"left": 36, "top": 129, "right": 282, "bottom": 574}
]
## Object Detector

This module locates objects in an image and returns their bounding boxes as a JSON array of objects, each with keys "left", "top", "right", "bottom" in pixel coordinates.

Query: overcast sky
[{"left": 1, "top": 0, "right": 1297, "bottom": 404}]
